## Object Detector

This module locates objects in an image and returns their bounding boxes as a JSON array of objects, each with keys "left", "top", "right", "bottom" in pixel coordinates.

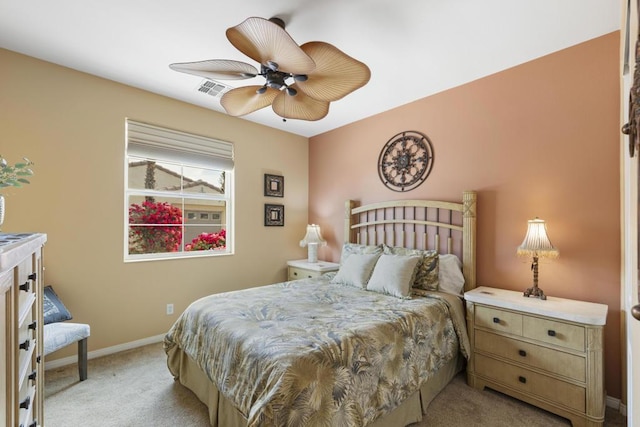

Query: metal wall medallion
[{"left": 377, "top": 131, "right": 435, "bottom": 192}]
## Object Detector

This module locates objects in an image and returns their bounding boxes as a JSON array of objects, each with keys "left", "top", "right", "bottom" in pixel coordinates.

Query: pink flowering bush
[
  {"left": 186, "top": 229, "right": 226, "bottom": 251},
  {"left": 129, "top": 200, "right": 183, "bottom": 254}
]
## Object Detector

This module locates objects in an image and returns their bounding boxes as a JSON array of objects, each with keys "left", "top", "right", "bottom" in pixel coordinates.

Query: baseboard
[
  {"left": 606, "top": 395, "right": 627, "bottom": 416},
  {"left": 44, "top": 333, "right": 165, "bottom": 371}
]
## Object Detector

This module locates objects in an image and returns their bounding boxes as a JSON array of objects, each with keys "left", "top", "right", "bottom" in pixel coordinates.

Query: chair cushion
[
  {"left": 43, "top": 322, "right": 90, "bottom": 355},
  {"left": 43, "top": 285, "right": 73, "bottom": 324}
]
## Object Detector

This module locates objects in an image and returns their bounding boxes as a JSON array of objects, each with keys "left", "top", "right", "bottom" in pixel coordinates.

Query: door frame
[{"left": 622, "top": 0, "right": 639, "bottom": 423}]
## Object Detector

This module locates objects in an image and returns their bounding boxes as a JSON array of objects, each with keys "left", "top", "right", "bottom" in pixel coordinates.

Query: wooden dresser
[
  {"left": 0, "top": 233, "right": 47, "bottom": 427},
  {"left": 464, "top": 286, "right": 608, "bottom": 427}
]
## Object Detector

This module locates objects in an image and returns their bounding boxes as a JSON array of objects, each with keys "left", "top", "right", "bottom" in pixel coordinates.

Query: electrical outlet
[{"left": 166, "top": 303, "right": 174, "bottom": 315}]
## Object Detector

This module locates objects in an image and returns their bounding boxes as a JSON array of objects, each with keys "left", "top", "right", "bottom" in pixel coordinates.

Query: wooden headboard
[{"left": 344, "top": 191, "right": 477, "bottom": 292}]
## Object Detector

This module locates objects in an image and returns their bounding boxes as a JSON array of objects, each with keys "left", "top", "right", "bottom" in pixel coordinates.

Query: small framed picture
[
  {"left": 264, "top": 174, "right": 284, "bottom": 197},
  {"left": 264, "top": 204, "right": 284, "bottom": 226}
]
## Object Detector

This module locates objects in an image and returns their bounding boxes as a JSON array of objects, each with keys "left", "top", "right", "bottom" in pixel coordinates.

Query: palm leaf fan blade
[
  {"left": 220, "top": 86, "right": 279, "bottom": 116},
  {"left": 169, "top": 59, "right": 258, "bottom": 80},
  {"left": 226, "top": 17, "right": 316, "bottom": 75},
  {"left": 271, "top": 87, "right": 329, "bottom": 121},
  {"left": 297, "top": 42, "right": 371, "bottom": 101}
]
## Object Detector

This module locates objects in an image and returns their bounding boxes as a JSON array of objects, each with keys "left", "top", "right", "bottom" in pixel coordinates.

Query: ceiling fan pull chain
[{"left": 282, "top": 95, "right": 287, "bottom": 122}]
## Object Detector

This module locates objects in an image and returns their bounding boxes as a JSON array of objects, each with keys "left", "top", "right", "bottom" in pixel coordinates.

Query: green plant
[{"left": 0, "top": 156, "right": 35, "bottom": 188}]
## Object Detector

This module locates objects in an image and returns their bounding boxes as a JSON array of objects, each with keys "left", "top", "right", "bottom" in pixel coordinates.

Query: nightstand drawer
[
  {"left": 475, "top": 306, "right": 523, "bottom": 336},
  {"left": 475, "top": 330, "right": 585, "bottom": 382},
  {"left": 475, "top": 353, "right": 586, "bottom": 412},
  {"left": 523, "top": 316, "right": 585, "bottom": 352},
  {"left": 288, "top": 266, "right": 321, "bottom": 280}
]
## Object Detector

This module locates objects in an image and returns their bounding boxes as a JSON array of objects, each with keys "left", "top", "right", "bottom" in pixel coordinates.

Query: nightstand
[
  {"left": 464, "top": 286, "right": 608, "bottom": 427},
  {"left": 287, "top": 259, "right": 339, "bottom": 281}
]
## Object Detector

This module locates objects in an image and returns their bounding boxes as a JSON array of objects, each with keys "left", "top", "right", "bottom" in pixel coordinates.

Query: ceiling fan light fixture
[
  {"left": 170, "top": 16, "right": 370, "bottom": 121},
  {"left": 266, "top": 61, "right": 279, "bottom": 71}
]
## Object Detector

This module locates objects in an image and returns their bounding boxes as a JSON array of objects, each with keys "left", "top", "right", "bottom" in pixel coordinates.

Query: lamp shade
[
  {"left": 516, "top": 218, "right": 559, "bottom": 259},
  {"left": 299, "top": 224, "right": 327, "bottom": 247}
]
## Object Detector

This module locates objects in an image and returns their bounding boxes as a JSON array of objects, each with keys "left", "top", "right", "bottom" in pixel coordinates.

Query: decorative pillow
[
  {"left": 339, "top": 243, "right": 383, "bottom": 266},
  {"left": 438, "top": 254, "right": 465, "bottom": 296},
  {"left": 43, "top": 285, "right": 73, "bottom": 325},
  {"left": 382, "top": 245, "right": 439, "bottom": 291},
  {"left": 331, "top": 253, "right": 381, "bottom": 288},
  {"left": 366, "top": 254, "right": 420, "bottom": 299}
]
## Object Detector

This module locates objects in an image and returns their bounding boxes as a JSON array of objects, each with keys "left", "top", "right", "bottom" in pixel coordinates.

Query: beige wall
[
  {"left": 309, "top": 32, "right": 622, "bottom": 398},
  {"left": 0, "top": 49, "right": 309, "bottom": 358}
]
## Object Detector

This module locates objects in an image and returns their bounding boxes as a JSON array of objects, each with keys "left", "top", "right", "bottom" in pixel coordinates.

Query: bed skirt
[{"left": 166, "top": 345, "right": 463, "bottom": 427}]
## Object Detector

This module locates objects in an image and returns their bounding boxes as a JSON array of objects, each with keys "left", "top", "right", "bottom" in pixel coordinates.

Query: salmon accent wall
[{"left": 309, "top": 32, "right": 622, "bottom": 398}]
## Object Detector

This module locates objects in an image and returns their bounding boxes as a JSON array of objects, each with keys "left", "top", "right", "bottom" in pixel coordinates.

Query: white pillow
[
  {"left": 331, "top": 253, "right": 380, "bottom": 288},
  {"left": 339, "top": 243, "right": 383, "bottom": 265},
  {"left": 367, "top": 254, "right": 420, "bottom": 299},
  {"left": 438, "top": 254, "right": 465, "bottom": 296}
]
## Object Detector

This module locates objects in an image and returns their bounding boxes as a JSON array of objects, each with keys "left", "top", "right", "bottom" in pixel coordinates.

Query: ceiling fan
[{"left": 169, "top": 17, "right": 371, "bottom": 121}]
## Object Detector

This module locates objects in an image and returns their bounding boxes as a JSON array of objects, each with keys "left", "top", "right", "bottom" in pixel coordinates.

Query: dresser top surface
[
  {"left": 0, "top": 233, "right": 47, "bottom": 271},
  {"left": 465, "top": 286, "right": 608, "bottom": 325}
]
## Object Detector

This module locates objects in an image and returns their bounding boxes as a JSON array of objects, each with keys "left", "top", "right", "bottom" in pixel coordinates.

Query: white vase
[{"left": 0, "top": 195, "right": 4, "bottom": 229}]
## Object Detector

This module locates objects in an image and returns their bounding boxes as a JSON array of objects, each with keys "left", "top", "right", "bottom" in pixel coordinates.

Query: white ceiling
[{"left": 0, "top": 0, "right": 621, "bottom": 138}]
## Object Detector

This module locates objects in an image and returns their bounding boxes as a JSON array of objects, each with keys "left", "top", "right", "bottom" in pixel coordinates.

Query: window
[{"left": 125, "top": 120, "right": 233, "bottom": 261}]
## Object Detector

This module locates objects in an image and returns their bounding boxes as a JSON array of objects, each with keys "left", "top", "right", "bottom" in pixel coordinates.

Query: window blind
[{"left": 126, "top": 119, "right": 234, "bottom": 170}]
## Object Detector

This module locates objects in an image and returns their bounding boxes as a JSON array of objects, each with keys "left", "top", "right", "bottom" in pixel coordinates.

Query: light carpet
[{"left": 44, "top": 343, "right": 626, "bottom": 426}]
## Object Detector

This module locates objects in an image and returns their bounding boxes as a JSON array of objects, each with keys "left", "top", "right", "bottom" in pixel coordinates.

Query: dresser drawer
[
  {"left": 18, "top": 311, "right": 36, "bottom": 349},
  {"left": 288, "top": 267, "right": 321, "bottom": 280},
  {"left": 523, "top": 316, "right": 585, "bottom": 352},
  {"left": 475, "top": 305, "right": 523, "bottom": 336},
  {"left": 475, "top": 353, "right": 586, "bottom": 412},
  {"left": 475, "top": 329, "right": 586, "bottom": 382},
  {"left": 18, "top": 383, "right": 36, "bottom": 426}
]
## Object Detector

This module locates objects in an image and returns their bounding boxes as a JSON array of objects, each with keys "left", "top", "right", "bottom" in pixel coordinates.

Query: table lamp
[
  {"left": 299, "top": 224, "right": 327, "bottom": 263},
  {"left": 516, "top": 218, "right": 559, "bottom": 300}
]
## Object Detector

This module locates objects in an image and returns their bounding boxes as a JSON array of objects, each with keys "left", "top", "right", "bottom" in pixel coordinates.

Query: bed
[{"left": 164, "top": 191, "right": 477, "bottom": 427}]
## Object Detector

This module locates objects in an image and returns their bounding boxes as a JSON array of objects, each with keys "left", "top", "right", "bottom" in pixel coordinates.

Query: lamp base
[
  {"left": 524, "top": 285, "right": 547, "bottom": 300},
  {"left": 307, "top": 243, "right": 318, "bottom": 263}
]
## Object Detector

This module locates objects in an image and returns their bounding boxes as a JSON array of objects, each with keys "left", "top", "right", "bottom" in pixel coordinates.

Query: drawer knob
[
  {"left": 19, "top": 339, "right": 30, "bottom": 351},
  {"left": 28, "top": 370, "right": 37, "bottom": 382},
  {"left": 518, "top": 349, "right": 527, "bottom": 357},
  {"left": 518, "top": 376, "right": 527, "bottom": 384},
  {"left": 19, "top": 281, "right": 30, "bottom": 292},
  {"left": 28, "top": 272, "right": 37, "bottom": 281},
  {"left": 28, "top": 321, "right": 37, "bottom": 330},
  {"left": 294, "top": 272, "right": 298, "bottom": 276},
  {"left": 492, "top": 317, "right": 500, "bottom": 324},
  {"left": 19, "top": 395, "right": 30, "bottom": 410},
  {"left": 547, "top": 330, "right": 556, "bottom": 337}
]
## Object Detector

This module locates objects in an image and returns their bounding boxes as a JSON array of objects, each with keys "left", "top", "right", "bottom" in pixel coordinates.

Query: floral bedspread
[{"left": 164, "top": 275, "right": 470, "bottom": 427}]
